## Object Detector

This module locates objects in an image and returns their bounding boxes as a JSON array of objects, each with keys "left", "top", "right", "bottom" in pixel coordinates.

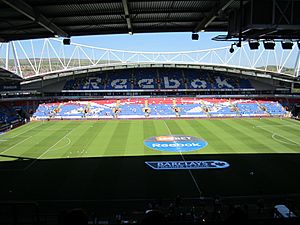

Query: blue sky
[
  {"left": 72, "top": 32, "right": 229, "bottom": 52},
  {"left": 1, "top": 31, "right": 298, "bottom": 70}
]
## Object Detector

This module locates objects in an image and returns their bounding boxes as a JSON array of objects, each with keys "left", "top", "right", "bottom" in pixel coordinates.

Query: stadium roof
[
  {"left": 0, "top": 68, "right": 23, "bottom": 82},
  {"left": 1, "top": 0, "right": 300, "bottom": 43},
  {"left": 0, "top": 0, "right": 241, "bottom": 42}
]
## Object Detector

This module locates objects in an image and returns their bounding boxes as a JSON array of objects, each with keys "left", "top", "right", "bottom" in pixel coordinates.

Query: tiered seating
[
  {"left": 119, "top": 104, "right": 143, "bottom": 118},
  {"left": 107, "top": 70, "right": 132, "bottom": 90},
  {"left": 63, "top": 69, "right": 254, "bottom": 91},
  {"left": 159, "top": 69, "right": 185, "bottom": 89},
  {"left": 236, "top": 101, "right": 266, "bottom": 116},
  {"left": 177, "top": 103, "right": 206, "bottom": 117},
  {"left": 133, "top": 69, "right": 158, "bottom": 89},
  {"left": 0, "top": 105, "right": 19, "bottom": 124},
  {"left": 184, "top": 70, "right": 252, "bottom": 90},
  {"left": 259, "top": 101, "right": 286, "bottom": 116},
  {"left": 32, "top": 98, "right": 287, "bottom": 120}
]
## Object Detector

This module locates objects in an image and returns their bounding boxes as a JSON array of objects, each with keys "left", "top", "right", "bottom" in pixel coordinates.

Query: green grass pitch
[{"left": 1, "top": 117, "right": 300, "bottom": 161}]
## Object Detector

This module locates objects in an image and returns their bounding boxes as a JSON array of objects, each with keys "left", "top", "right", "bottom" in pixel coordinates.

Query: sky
[
  {"left": 66, "top": 32, "right": 299, "bottom": 69},
  {"left": 1, "top": 31, "right": 299, "bottom": 70},
  {"left": 71, "top": 32, "right": 230, "bottom": 52}
]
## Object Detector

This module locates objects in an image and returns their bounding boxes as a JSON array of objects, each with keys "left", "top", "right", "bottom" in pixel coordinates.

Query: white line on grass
[
  {"left": 0, "top": 123, "right": 41, "bottom": 140},
  {"left": 24, "top": 129, "right": 73, "bottom": 170},
  {"left": 255, "top": 125, "right": 300, "bottom": 147},
  {"left": 271, "top": 133, "right": 300, "bottom": 146},
  {"left": 0, "top": 136, "right": 33, "bottom": 155},
  {"left": 162, "top": 120, "right": 203, "bottom": 197},
  {"left": 254, "top": 124, "right": 299, "bottom": 128},
  {"left": 37, "top": 129, "right": 73, "bottom": 160},
  {"left": 49, "top": 137, "right": 71, "bottom": 152}
]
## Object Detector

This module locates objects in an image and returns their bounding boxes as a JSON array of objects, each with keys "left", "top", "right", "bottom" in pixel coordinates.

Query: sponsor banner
[
  {"left": 144, "top": 135, "right": 207, "bottom": 152},
  {"left": 145, "top": 160, "right": 230, "bottom": 170},
  {"left": 0, "top": 84, "right": 20, "bottom": 91}
]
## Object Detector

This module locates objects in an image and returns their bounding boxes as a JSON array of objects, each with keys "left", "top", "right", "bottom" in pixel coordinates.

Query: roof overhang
[{"left": 20, "top": 62, "right": 297, "bottom": 85}]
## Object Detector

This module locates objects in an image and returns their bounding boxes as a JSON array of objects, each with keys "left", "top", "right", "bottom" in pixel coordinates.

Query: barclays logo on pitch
[
  {"left": 144, "top": 135, "right": 207, "bottom": 152},
  {"left": 145, "top": 160, "right": 230, "bottom": 170}
]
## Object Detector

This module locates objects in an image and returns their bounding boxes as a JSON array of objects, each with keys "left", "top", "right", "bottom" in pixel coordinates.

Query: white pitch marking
[
  {"left": 0, "top": 136, "right": 33, "bottom": 155},
  {"left": 37, "top": 129, "right": 73, "bottom": 160},
  {"left": 49, "top": 137, "right": 71, "bottom": 152},
  {"left": 255, "top": 124, "right": 300, "bottom": 129},
  {"left": 7, "top": 123, "right": 42, "bottom": 139},
  {"left": 272, "top": 133, "right": 300, "bottom": 146},
  {"left": 162, "top": 120, "right": 203, "bottom": 197},
  {"left": 255, "top": 124, "right": 300, "bottom": 147},
  {"left": 23, "top": 129, "right": 74, "bottom": 170}
]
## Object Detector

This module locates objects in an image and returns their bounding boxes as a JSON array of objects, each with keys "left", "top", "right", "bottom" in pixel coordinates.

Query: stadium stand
[
  {"left": 0, "top": 104, "right": 23, "bottom": 130},
  {"left": 32, "top": 98, "right": 287, "bottom": 120},
  {"left": 63, "top": 69, "right": 254, "bottom": 91}
]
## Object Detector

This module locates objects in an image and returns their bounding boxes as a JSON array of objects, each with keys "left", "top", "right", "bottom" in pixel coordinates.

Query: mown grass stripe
[
  {"left": 213, "top": 120, "right": 255, "bottom": 153},
  {"left": 186, "top": 120, "right": 236, "bottom": 154},
  {"left": 104, "top": 121, "right": 132, "bottom": 156},
  {"left": 143, "top": 120, "right": 160, "bottom": 155},
  {"left": 0, "top": 122, "right": 58, "bottom": 157},
  {"left": 19, "top": 122, "right": 76, "bottom": 159},
  {"left": 233, "top": 119, "right": 296, "bottom": 153},
  {"left": 0, "top": 122, "right": 46, "bottom": 152},
  {"left": 124, "top": 120, "right": 144, "bottom": 156},
  {"left": 258, "top": 118, "right": 300, "bottom": 141},
  {"left": 0, "top": 122, "right": 41, "bottom": 140},
  {"left": 245, "top": 118, "right": 300, "bottom": 153},
  {"left": 58, "top": 121, "right": 104, "bottom": 158}
]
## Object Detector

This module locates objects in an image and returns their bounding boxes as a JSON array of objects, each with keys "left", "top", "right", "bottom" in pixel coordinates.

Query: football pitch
[
  {"left": 1, "top": 117, "right": 300, "bottom": 206},
  {"left": 0, "top": 117, "right": 300, "bottom": 161}
]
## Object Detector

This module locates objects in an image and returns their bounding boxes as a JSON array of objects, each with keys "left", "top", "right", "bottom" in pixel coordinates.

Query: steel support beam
[
  {"left": 122, "top": 0, "right": 133, "bottom": 34},
  {"left": 1, "top": 0, "right": 68, "bottom": 37},
  {"left": 193, "top": 0, "right": 235, "bottom": 33}
]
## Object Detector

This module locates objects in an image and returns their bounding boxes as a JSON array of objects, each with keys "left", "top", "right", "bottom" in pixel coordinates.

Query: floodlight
[
  {"left": 229, "top": 44, "right": 234, "bottom": 53},
  {"left": 192, "top": 33, "right": 199, "bottom": 40},
  {"left": 281, "top": 40, "right": 293, "bottom": 50},
  {"left": 263, "top": 40, "right": 275, "bottom": 50},
  {"left": 63, "top": 38, "right": 71, "bottom": 45},
  {"left": 248, "top": 40, "right": 260, "bottom": 50}
]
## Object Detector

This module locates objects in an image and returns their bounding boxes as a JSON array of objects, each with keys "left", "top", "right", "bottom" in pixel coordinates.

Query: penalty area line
[
  {"left": 24, "top": 129, "right": 73, "bottom": 170},
  {"left": 255, "top": 125, "right": 300, "bottom": 147}
]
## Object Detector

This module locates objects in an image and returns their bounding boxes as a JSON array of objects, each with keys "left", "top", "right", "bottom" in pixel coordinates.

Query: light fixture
[
  {"left": 248, "top": 40, "right": 260, "bottom": 50},
  {"left": 192, "top": 33, "right": 199, "bottom": 40},
  {"left": 263, "top": 40, "right": 275, "bottom": 50},
  {"left": 63, "top": 38, "right": 71, "bottom": 45},
  {"left": 298, "top": 41, "right": 300, "bottom": 49},
  {"left": 281, "top": 40, "right": 293, "bottom": 49},
  {"left": 229, "top": 44, "right": 234, "bottom": 53}
]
